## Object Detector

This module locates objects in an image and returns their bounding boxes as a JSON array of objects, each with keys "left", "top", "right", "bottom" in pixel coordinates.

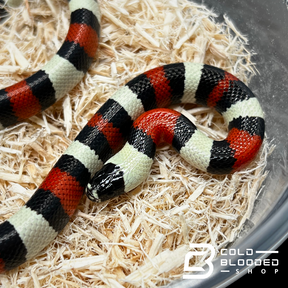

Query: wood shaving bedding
[{"left": 0, "top": 0, "right": 273, "bottom": 287}]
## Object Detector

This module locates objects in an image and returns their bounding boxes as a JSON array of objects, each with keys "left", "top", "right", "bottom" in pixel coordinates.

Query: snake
[
  {"left": 0, "top": 0, "right": 100, "bottom": 129},
  {"left": 0, "top": 0, "right": 265, "bottom": 273}
]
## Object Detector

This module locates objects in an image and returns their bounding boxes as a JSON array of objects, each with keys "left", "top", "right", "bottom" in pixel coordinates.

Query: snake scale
[{"left": 0, "top": 0, "right": 264, "bottom": 272}]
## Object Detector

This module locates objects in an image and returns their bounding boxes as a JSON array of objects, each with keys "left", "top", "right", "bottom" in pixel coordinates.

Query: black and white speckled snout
[{"left": 86, "top": 163, "right": 125, "bottom": 202}]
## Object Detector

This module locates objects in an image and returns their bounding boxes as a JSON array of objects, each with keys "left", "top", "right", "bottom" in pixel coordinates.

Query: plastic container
[{"left": 167, "top": 0, "right": 288, "bottom": 287}]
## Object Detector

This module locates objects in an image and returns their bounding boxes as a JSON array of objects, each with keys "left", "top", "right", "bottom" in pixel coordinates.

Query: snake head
[{"left": 85, "top": 163, "right": 125, "bottom": 202}]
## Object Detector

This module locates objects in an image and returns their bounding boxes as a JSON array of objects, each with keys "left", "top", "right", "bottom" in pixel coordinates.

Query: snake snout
[{"left": 85, "top": 163, "right": 125, "bottom": 202}]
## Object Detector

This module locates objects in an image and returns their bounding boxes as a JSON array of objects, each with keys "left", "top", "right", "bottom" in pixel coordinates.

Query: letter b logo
[{"left": 183, "top": 244, "right": 215, "bottom": 279}]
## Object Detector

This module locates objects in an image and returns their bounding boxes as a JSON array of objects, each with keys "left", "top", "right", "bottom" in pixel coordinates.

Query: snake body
[
  {"left": 0, "top": 0, "right": 101, "bottom": 273},
  {"left": 85, "top": 63, "right": 265, "bottom": 202},
  {"left": 0, "top": 1, "right": 265, "bottom": 273},
  {"left": 0, "top": 0, "right": 100, "bottom": 129}
]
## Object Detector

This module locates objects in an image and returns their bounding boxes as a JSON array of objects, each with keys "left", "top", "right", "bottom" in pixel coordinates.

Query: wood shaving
[{"left": 0, "top": 0, "right": 273, "bottom": 287}]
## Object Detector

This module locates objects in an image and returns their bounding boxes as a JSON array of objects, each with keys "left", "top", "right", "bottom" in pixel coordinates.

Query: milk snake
[{"left": 0, "top": 0, "right": 264, "bottom": 272}]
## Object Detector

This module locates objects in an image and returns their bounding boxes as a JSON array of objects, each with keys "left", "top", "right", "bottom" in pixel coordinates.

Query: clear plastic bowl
[{"left": 167, "top": 0, "right": 288, "bottom": 287}]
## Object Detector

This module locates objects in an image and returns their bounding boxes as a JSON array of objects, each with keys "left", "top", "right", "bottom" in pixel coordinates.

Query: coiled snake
[{"left": 0, "top": 0, "right": 264, "bottom": 272}]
